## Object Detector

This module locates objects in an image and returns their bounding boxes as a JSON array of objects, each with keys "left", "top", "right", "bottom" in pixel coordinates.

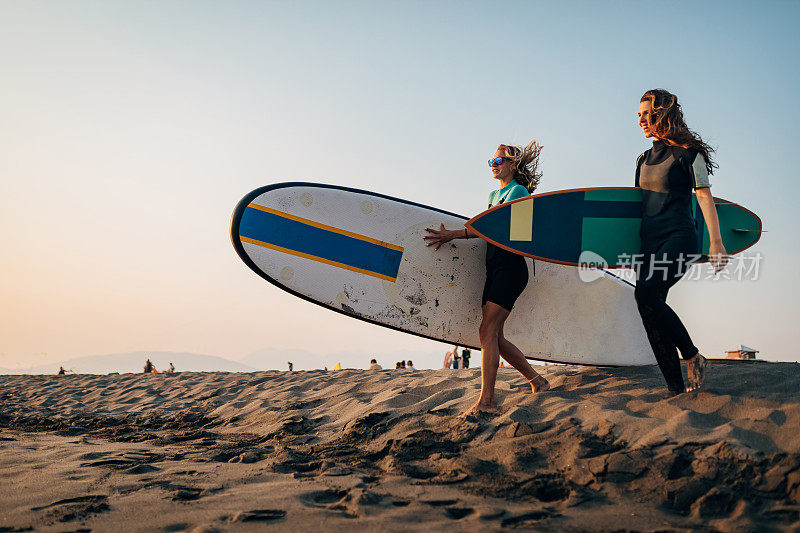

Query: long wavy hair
[
  {"left": 500, "top": 140, "right": 543, "bottom": 193},
  {"left": 641, "top": 89, "right": 717, "bottom": 175}
]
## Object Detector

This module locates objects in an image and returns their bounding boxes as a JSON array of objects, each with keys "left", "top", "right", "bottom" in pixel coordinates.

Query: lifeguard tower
[{"left": 725, "top": 345, "right": 759, "bottom": 360}]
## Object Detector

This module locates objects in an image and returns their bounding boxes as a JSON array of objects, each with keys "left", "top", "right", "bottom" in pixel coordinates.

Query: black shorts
[{"left": 482, "top": 255, "right": 529, "bottom": 312}]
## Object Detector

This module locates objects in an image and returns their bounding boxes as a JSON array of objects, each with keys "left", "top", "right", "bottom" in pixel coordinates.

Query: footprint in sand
[
  {"left": 78, "top": 451, "right": 112, "bottom": 460},
  {"left": 354, "top": 490, "right": 383, "bottom": 505},
  {"left": 444, "top": 507, "right": 475, "bottom": 520},
  {"left": 122, "top": 464, "right": 161, "bottom": 475},
  {"left": 231, "top": 509, "right": 287, "bottom": 522},
  {"left": 299, "top": 489, "right": 358, "bottom": 517},
  {"left": 523, "top": 474, "right": 572, "bottom": 502},
  {"left": 80, "top": 458, "right": 138, "bottom": 468},
  {"left": 300, "top": 489, "right": 349, "bottom": 508},
  {"left": 476, "top": 507, "right": 507, "bottom": 520},
  {"left": 501, "top": 509, "right": 555, "bottom": 527},
  {"left": 223, "top": 451, "right": 265, "bottom": 464},
  {"left": 31, "top": 495, "right": 110, "bottom": 522},
  {"left": 163, "top": 523, "right": 190, "bottom": 532},
  {"left": 171, "top": 486, "right": 205, "bottom": 501},
  {"left": 421, "top": 499, "right": 475, "bottom": 520},
  {"left": 321, "top": 465, "right": 353, "bottom": 476},
  {"left": 286, "top": 398, "right": 326, "bottom": 410},
  {"left": 421, "top": 499, "right": 459, "bottom": 507}
]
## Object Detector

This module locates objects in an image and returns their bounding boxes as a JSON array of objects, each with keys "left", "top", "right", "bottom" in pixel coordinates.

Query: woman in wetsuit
[
  {"left": 635, "top": 89, "right": 728, "bottom": 395},
  {"left": 424, "top": 142, "right": 550, "bottom": 414}
]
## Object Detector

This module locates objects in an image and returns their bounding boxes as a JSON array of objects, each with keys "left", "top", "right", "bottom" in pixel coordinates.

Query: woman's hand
[
  {"left": 424, "top": 224, "right": 459, "bottom": 251},
  {"left": 708, "top": 241, "right": 729, "bottom": 272},
  {"left": 696, "top": 188, "right": 729, "bottom": 273}
]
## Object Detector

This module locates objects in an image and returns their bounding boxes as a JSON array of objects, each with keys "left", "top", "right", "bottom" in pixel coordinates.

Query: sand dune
[{"left": 1, "top": 362, "right": 799, "bottom": 531}]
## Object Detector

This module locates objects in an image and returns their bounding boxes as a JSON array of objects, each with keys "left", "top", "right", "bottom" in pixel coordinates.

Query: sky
[{"left": 1, "top": 0, "right": 799, "bottom": 369}]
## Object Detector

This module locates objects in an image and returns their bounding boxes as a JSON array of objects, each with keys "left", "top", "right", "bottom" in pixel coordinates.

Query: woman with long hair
[
  {"left": 424, "top": 142, "right": 550, "bottom": 414},
  {"left": 635, "top": 89, "right": 728, "bottom": 395}
]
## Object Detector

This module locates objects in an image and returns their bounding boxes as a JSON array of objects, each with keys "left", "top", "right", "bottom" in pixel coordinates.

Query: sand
[{"left": 1, "top": 361, "right": 799, "bottom": 532}]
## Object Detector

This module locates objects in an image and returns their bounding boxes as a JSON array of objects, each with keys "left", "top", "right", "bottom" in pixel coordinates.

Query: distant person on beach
[
  {"left": 425, "top": 142, "right": 550, "bottom": 414},
  {"left": 57, "top": 366, "right": 66, "bottom": 375},
  {"left": 406, "top": 360, "right": 415, "bottom": 370},
  {"left": 288, "top": 362, "right": 293, "bottom": 372},
  {"left": 443, "top": 348, "right": 455, "bottom": 369},
  {"left": 167, "top": 362, "right": 175, "bottom": 373},
  {"left": 452, "top": 352, "right": 461, "bottom": 369},
  {"left": 143, "top": 359, "right": 156, "bottom": 373},
  {"left": 369, "top": 359, "right": 383, "bottom": 370},
  {"left": 461, "top": 349, "right": 471, "bottom": 369},
  {"left": 634, "top": 89, "right": 727, "bottom": 395}
]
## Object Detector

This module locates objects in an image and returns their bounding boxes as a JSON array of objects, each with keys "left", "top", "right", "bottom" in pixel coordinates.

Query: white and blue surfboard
[{"left": 231, "top": 182, "right": 656, "bottom": 366}]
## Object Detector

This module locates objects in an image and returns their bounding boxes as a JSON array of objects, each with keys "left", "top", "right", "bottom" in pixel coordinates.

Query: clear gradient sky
[{"left": 1, "top": 1, "right": 798, "bottom": 369}]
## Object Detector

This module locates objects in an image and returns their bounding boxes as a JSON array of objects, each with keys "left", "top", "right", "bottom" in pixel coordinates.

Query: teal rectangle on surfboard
[
  {"left": 582, "top": 218, "right": 642, "bottom": 265},
  {"left": 584, "top": 189, "right": 642, "bottom": 202}
]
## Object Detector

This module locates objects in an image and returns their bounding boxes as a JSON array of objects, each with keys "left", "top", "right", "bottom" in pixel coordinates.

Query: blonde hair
[{"left": 499, "top": 141, "right": 543, "bottom": 192}]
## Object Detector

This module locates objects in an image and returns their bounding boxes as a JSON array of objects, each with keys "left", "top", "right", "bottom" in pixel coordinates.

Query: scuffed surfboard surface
[{"left": 231, "top": 183, "right": 656, "bottom": 366}]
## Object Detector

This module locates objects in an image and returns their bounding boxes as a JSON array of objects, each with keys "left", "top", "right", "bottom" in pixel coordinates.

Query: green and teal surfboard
[{"left": 465, "top": 187, "right": 762, "bottom": 268}]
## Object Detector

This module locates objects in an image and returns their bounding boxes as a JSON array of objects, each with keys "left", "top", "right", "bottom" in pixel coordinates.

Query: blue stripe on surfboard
[{"left": 239, "top": 206, "right": 403, "bottom": 280}]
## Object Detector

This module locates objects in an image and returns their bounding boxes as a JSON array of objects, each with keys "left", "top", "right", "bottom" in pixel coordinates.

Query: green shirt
[{"left": 488, "top": 180, "right": 529, "bottom": 208}]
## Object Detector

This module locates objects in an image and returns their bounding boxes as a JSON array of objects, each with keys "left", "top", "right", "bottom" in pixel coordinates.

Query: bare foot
[
  {"left": 462, "top": 400, "right": 500, "bottom": 418},
  {"left": 529, "top": 374, "right": 551, "bottom": 393},
  {"left": 685, "top": 353, "right": 708, "bottom": 392}
]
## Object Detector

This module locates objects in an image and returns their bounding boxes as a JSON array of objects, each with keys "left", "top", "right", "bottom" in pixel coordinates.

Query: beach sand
[{"left": 1, "top": 362, "right": 799, "bottom": 531}]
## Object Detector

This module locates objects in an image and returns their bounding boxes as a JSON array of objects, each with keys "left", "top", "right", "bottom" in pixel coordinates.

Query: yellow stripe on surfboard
[
  {"left": 240, "top": 236, "right": 399, "bottom": 282},
  {"left": 247, "top": 203, "right": 404, "bottom": 252},
  {"left": 509, "top": 199, "right": 534, "bottom": 241}
]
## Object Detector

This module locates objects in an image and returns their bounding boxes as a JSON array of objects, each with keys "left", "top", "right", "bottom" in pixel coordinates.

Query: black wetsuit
[
  {"left": 634, "top": 140, "right": 710, "bottom": 393},
  {"left": 481, "top": 181, "right": 530, "bottom": 311},
  {"left": 483, "top": 242, "right": 528, "bottom": 312}
]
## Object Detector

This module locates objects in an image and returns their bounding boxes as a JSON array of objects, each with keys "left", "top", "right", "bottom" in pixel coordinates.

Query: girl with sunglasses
[
  {"left": 634, "top": 89, "right": 728, "bottom": 395},
  {"left": 424, "top": 142, "right": 550, "bottom": 415}
]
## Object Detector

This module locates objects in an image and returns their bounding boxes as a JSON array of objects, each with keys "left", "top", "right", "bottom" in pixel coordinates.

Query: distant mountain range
[
  {"left": 0, "top": 347, "right": 453, "bottom": 375},
  {"left": 0, "top": 351, "right": 255, "bottom": 375}
]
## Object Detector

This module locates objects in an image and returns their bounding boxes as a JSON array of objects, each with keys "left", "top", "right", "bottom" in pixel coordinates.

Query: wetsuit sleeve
[
  {"left": 634, "top": 152, "right": 645, "bottom": 187},
  {"left": 689, "top": 153, "right": 711, "bottom": 189}
]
